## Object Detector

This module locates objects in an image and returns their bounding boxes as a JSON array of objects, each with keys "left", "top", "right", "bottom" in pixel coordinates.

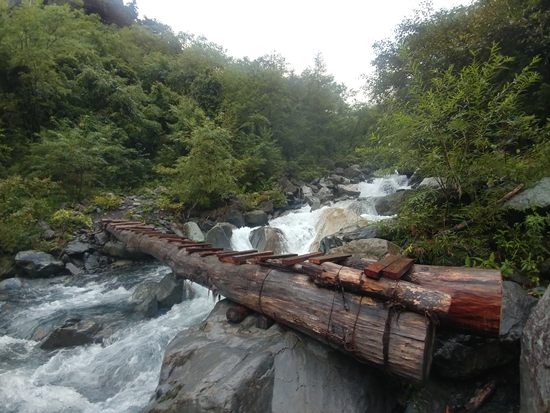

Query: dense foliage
[
  {"left": 361, "top": 0, "right": 550, "bottom": 281},
  {"left": 1, "top": 0, "right": 550, "bottom": 283}
]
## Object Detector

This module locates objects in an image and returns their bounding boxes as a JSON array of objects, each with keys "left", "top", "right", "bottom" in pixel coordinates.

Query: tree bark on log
[
  {"left": 106, "top": 224, "right": 434, "bottom": 383},
  {"left": 301, "top": 261, "right": 452, "bottom": 320},
  {"left": 343, "top": 258, "right": 502, "bottom": 337}
]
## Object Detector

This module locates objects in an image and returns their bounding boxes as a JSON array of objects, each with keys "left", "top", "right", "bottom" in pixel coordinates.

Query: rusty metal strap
[{"left": 382, "top": 306, "right": 395, "bottom": 367}]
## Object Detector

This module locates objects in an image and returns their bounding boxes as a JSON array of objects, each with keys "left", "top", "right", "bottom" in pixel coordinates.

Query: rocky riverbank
[{"left": 1, "top": 172, "right": 550, "bottom": 412}]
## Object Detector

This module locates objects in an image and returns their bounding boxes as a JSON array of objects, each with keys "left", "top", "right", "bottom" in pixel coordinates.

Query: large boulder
[
  {"left": 14, "top": 250, "right": 64, "bottom": 278},
  {"left": 328, "top": 238, "right": 402, "bottom": 260},
  {"left": 64, "top": 240, "right": 92, "bottom": 257},
  {"left": 143, "top": 299, "right": 395, "bottom": 413},
  {"left": 319, "top": 225, "right": 381, "bottom": 254},
  {"left": 336, "top": 184, "right": 362, "bottom": 198},
  {"left": 206, "top": 223, "right": 236, "bottom": 250},
  {"left": 505, "top": 177, "right": 550, "bottom": 210},
  {"left": 249, "top": 227, "right": 286, "bottom": 254},
  {"left": 39, "top": 317, "right": 103, "bottom": 349},
  {"left": 244, "top": 210, "right": 269, "bottom": 226},
  {"left": 500, "top": 281, "right": 538, "bottom": 343},
  {"left": 226, "top": 210, "right": 246, "bottom": 228},
  {"left": 308, "top": 208, "right": 369, "bottom": 252},
  {"left": 155, "top": 272, "right": 184, "bottom": 309},
  {"left": 183, "top": 221, "right": 205, "bottom": 243},
  {"left": 520, "top": 287, "right": 550, "bottom": 413},
  {"left": 374, "top": 190, "right": 414, "bottom": 216}
]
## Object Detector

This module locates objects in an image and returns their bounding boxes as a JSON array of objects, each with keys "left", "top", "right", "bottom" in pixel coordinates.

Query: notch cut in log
[
  {"left": 302, "top": 261, "right": 451, "bottom": 320},
  {"left": 106, "top": 222, "right": 435, "bottom": 383}
]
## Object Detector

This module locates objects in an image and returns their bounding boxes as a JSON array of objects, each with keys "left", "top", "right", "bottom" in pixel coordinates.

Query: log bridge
[{"left": 103, "top": 219, "right": 502, "bottom": 384}]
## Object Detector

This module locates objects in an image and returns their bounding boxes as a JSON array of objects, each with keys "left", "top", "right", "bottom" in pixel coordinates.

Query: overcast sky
[{"left": 136, "top": 0, "right": 472, "bottom": 97}]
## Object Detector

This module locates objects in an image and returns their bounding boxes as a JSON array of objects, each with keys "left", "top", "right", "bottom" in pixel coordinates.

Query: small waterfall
[{"left": 231, "top": 174, "right": 410, "bottom": 254}]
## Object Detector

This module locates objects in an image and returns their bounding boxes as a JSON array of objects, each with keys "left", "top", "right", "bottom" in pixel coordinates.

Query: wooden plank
[
  {"left": 280, "top": 252, "right": 324, "bottom": 266},
  {"left": 308, "top": 253, "right": 352, "bottom": 264},
  {"left": 229, "top": 251, "right": 275, "bottom": 264},
  {"left": 198, "top": 248, "right": 226, "bottom": 257},
  {"left": 381, "top": 257, "right": 414, "bottom": 280},
  {"left": 363, "top": 255, "right": 401, "bottom": 279},
  {"left": 110, "top": 221, "right": 143, "bottom": 226},
  {"left": 217, "top": 250, "right": 257, "bottom": 259},
  {"left": 180, "top": 243, "right": 211, "bottom": 249},
  {"left": 187, "top": 247, "right": 223, "bottom": 254},
  {"left": 255, "top": 253, "right": 298, "bottom": 262}
]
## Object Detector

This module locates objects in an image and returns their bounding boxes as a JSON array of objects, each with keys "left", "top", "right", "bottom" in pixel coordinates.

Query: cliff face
[{"left": 143, "top": 299, "right": 396, "bottom": 413}]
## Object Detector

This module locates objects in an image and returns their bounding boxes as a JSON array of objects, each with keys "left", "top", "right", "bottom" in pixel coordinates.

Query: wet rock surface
[
  {"left": 14, "top": 250, "right": 65, "bottom": 278},
  {"left": 143, "top": 299, "right": 395, "bottom": 413}
]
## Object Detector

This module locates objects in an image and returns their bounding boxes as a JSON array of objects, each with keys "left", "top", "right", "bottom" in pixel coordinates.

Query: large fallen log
[
  {"left": 106, "top": 223, "right": 434, "bottom": 383},
  {"left": 343, "top": 258, "right": 502, "bottom": 337}
]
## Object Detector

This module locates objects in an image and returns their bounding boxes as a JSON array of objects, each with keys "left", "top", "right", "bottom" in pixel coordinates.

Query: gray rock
[
  {"left": 259, "top": 200, "right": 274, "bottom": 214},
  {"left": 344, "top": 165, "right": 363, "bottom": 179},
  {"left": 309, "top": 208, "right": 369, "bottom": 252},
  {"left": 374, "top": 190, "right": 414, "bottom": 216},
  {"left": 337, "top": 184, "right": 361, "bottom": 198},
  {"left": 206, "top": 223, "right": 236, "bottom": 250},
  {"left": 155, "top": 272, "right": 184, "bottom": 308},
  {"left": 316, "top": 186, "right": 334, "bottom": 203},
  {"left": 500, "top": 281, "right": 538, "bottom": 343},
  {"left": 183, "top": 221, "right": 205, "bottom": 243},
  {"left": 433, "top": 334, "right": 516, "bottom": 379},
  {"left": 0, "top": 277, "right": 23, "bottom": 290},
  {"left": 417, "top": 177, "right": 442, "bottom": 189},
  {"left": 170, "top": 223, "right": 186, "bottom": 239},
  {"left": 84, "top": 253, "right": 99, "bottom": 271},
  {"left": 14, "top": 250, "right": 64, "bottom": 278},
  {"left": 505, "top": 177, "right": 550, "bottom": 210},
  {"left": 94, "top": 231, "right": 110, "bottom": 246},
  {"left": 301, "top": 185, "right": 314, "bottom": 198},
  {"left": 143, "top": 299, "right": 395, "bottom": 413},
  {"left": 249, "top": 227, "right": 286, "bottom": 254},
  {"left": 244, "top": 210, "right": 269, "bottom": 226},
  {"left": 65, "top": 262, "right": 83, "bottom": 276},
  {"left": 328, "top": 238, "right": 402, "bottom": 260},
  {"left": 42, "top": 229, "right": 56, "bottom": 240},
  {"left": 520, "top": 287, "right": 550, "bottom": 413},
  {"left": 137, "top": 293, "right": 158, "bottom": 318},
  {"left": 40, "top": 319, "right": 103, "bottom": 349},
  {"left": 319, "top": 224, "right": 382, "bottom": 253},
  {"left": 305, "top": 196, "right": 321, "bottom": 211},
  {"left": 277, "top": 177, "right": 298, "bottom": 195},
  {"left": 64, "top": 240, "right": 92, "bottom": 256},
  {"left": 132, "top": 281, "right": 158, "bottom": 303},
  {"left": 226, "top": 210, "right": 246, "bottom": 228}
]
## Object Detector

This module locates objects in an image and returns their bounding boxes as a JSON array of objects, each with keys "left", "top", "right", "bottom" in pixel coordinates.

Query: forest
[{"left": 1, "top": 0, "right": 549, "bottom": 284}]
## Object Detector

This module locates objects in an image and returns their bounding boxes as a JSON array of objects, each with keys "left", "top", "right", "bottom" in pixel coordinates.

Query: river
[{"left": 0, "top": 174, "right": 409, "bottom": 412}]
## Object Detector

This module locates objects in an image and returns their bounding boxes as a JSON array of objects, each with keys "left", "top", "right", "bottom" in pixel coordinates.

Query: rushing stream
[{"left": 0, "top": 174, "right": 409, "bottom": 413}]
